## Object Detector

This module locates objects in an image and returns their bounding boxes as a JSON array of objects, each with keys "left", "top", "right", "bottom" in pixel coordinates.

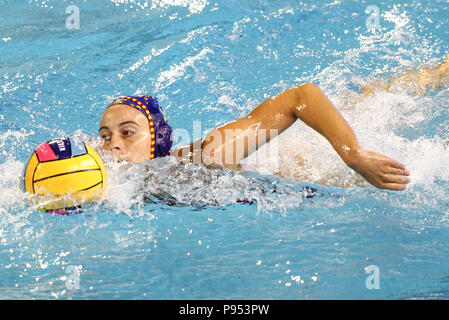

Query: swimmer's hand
[{"left": 348, "top": 148, "right": 411, "bottom": 191}]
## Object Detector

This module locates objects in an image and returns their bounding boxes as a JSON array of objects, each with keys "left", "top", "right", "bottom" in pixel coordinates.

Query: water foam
[{"left": 99, "top": 155, "right": 321, "bottom": 215}]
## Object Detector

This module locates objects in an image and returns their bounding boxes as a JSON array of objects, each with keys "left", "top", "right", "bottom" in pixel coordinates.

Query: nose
[{"left": 109, "top": 134, "right": 124, "bottom": 156}]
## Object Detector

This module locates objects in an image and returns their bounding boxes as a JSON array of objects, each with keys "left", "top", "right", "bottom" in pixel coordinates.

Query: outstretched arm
[
  {"left": 172, "top": 83, "right": 411, "bottom": 190},
  {"left": 360, "top": 53, "right": 449, "bottom": 97}
]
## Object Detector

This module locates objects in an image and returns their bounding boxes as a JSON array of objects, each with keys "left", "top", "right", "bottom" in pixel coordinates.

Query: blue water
[{"left": 1, "top": 0, "right": 449, "bottom": 299}]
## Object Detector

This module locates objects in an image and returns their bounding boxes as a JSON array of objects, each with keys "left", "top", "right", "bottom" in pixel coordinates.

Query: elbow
[
  {"left": 294, "top": 82, "right": 321, "bottom": 113},
  {"left": 296, "top": 82, "right": 321, "bottom": 97}
]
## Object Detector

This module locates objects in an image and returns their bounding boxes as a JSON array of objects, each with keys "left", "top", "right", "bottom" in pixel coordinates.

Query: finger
[
  {"left": 387, "top": 167, "right": 410, "bottom": 176},
  {"left": 381, "top": 182, "right": 409, "bottom": 191},
  {"left": 388, "top": 160, "right": 407, "bottom": 170},
  {"left": 380, "top": 174, "right": 411, "bottom": 184},
  {"left": 380, "top": 165, "right": 409, "bottom": 176}
]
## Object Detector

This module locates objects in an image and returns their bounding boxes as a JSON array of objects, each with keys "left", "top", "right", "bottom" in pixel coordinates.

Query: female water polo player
[{"left": 99, "top": 54, "right": 449, "bottom": 191}]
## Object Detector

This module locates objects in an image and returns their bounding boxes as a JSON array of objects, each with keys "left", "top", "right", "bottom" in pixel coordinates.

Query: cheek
[
  {"left": 99, "top": 137, "right": 112, "bottom": 151},
  {"left": 129, "top": 133, "right": 153, "bottom": 160}
]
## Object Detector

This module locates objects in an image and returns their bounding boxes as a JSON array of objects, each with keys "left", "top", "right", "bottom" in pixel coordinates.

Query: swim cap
[{"left": 107, "top": 95, "right": 173, "bottom": 159}]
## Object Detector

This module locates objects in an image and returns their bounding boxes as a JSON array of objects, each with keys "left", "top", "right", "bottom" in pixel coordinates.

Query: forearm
[
  {"left": 292, "top": 83, "right": 410, "bottom": 191},
  {"left": 293, "top": 83, "right": 362, "bottom": 167}
]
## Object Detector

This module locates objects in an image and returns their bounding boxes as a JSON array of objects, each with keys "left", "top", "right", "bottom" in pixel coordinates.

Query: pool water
[{"left": 1, "top": 0, "right": 449, "bottom": 299}]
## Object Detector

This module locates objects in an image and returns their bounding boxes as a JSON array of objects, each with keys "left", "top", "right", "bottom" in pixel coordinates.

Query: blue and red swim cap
[{"left": 107, "top": 95, "right": 173, "bottom": 159}]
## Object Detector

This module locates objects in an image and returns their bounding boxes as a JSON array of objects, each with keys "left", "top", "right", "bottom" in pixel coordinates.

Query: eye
[
  {"left": 100, "top": 134, "right": 111, "bottom": 141},
  {"left": 121, "top": 130, "right": 136, "bottom": 137}
]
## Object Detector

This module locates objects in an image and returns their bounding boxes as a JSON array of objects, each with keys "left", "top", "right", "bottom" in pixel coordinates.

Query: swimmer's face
[{"left": 99, "top": 104, "right": 152, "bottom": 163}]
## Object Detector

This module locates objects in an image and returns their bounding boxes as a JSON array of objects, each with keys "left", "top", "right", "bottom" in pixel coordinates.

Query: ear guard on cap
[{"left": 155, "top": 122, "right": 173, "bottom": 157}]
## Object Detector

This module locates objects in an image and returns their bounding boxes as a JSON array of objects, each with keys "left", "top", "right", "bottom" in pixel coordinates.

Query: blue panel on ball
[
  {"left": 48, "top": 138, "right": 72, "bottom": 159},
  {"left": 70, "top": 137, "right": 87, "bottom": 156}
]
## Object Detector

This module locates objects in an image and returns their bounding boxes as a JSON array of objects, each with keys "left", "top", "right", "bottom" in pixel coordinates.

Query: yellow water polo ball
[{"left": 22, "top": 137, "right": 107, "bottom": 214}]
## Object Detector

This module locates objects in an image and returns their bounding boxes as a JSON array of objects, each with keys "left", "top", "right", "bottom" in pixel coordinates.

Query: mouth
[
  {"left": 100, "top": 149, "right": 130, "bottom": 163},
  {"left": 114, "top": 156, "right": 130, "bottom": 163},
  {"left": 109, "top": 150, "right": 131, "bottom": 161}
]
